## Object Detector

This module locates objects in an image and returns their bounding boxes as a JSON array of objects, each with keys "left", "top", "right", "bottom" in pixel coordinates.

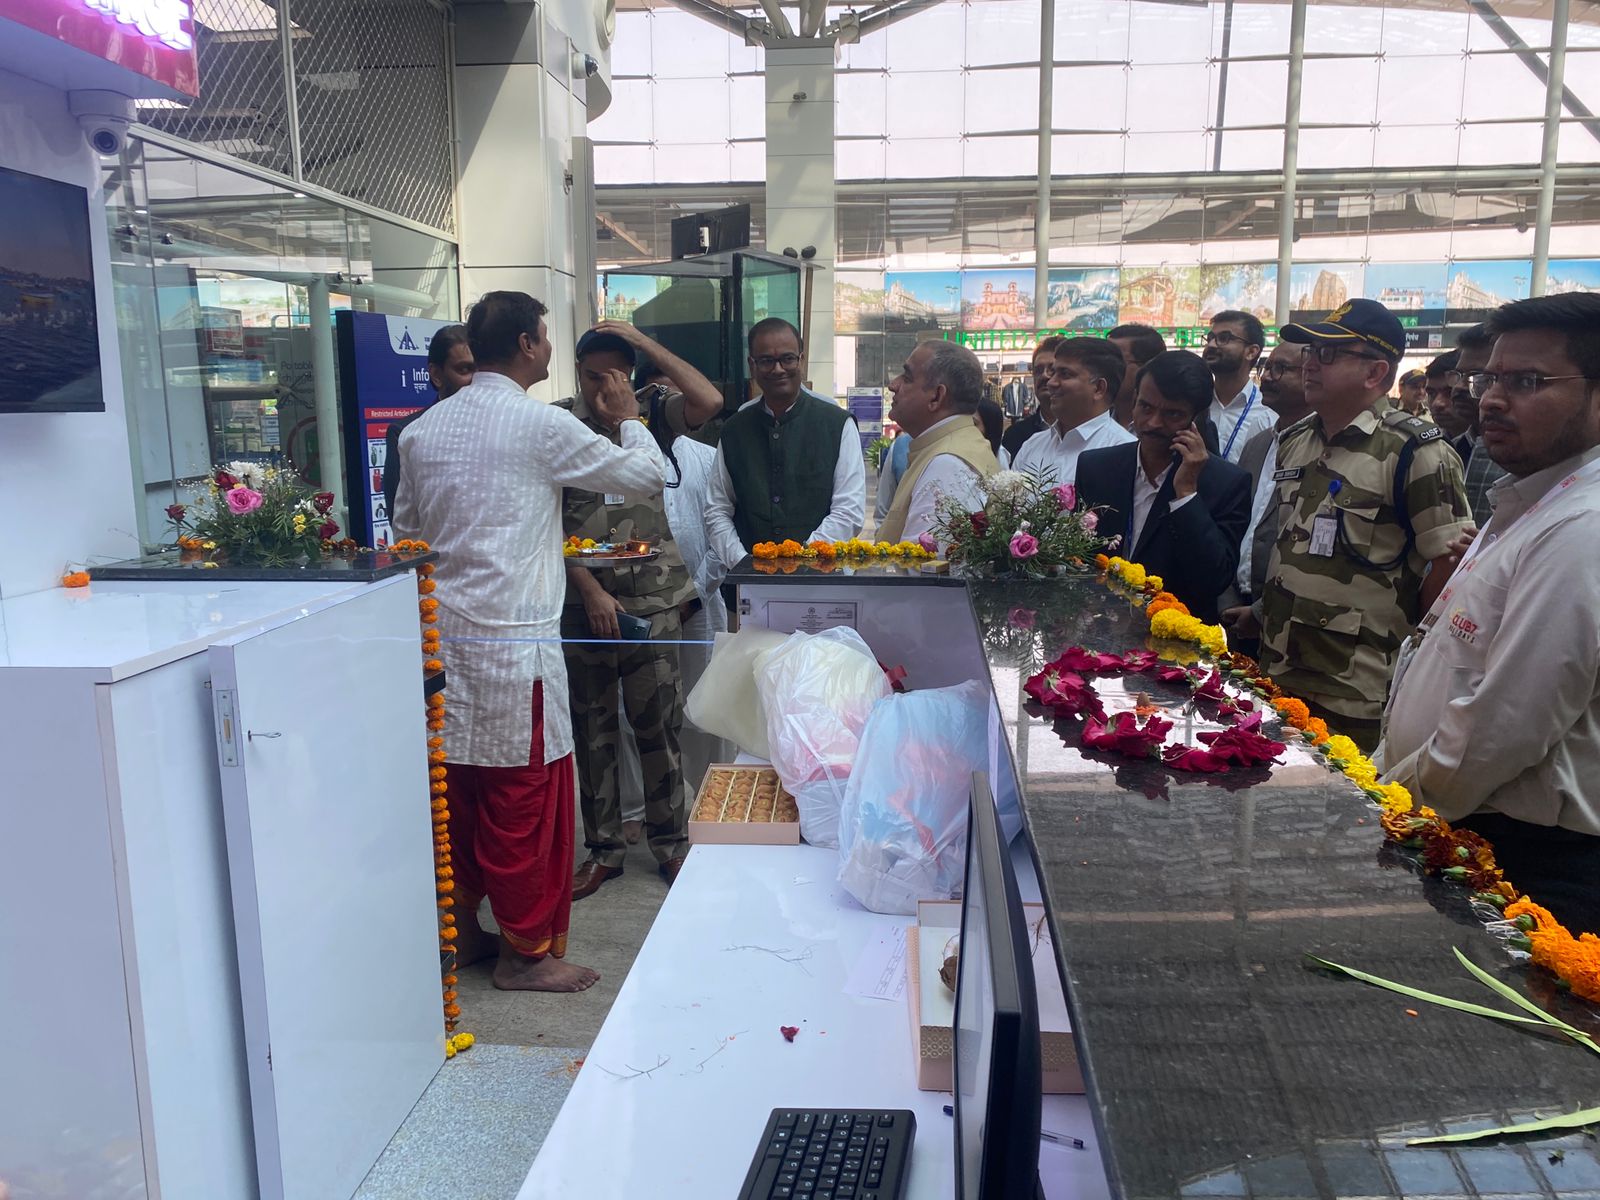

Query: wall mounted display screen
[{"left": 0, "top": 164, "right": 103, "bottom": 414}]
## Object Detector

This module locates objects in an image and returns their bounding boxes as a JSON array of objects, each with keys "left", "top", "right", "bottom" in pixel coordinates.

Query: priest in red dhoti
[{"left": 393, "top": 291, "right": 665, "bottom": 992}]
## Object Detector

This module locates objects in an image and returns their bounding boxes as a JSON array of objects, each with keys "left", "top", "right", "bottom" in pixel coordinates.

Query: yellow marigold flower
[
  {"left": 1324, "top": 735, "right": 1362, "bottom": 764},
  {"left": 580, "top": 538, "right": 597, "bottom": 549},
  {"left": 1145, "top": 574, "right": 1164, "bottom": 591},
  {"left": 1197, "top": 624, "right": 1227, "bottom": 655},
  {"left": 1375, "top": 781, "right": 1412, "bottom": 816}
]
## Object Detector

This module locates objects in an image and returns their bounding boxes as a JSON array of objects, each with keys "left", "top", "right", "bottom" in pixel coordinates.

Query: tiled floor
[{"left": 353, "top": 1044, "right": 585, "bottom": 1200}]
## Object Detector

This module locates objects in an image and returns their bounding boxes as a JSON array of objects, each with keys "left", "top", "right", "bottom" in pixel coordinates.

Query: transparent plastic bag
[
  {"left": 836, "top": 680, "right": 992, "bottom": 914},
  {"left": 684, "top": 627, "right": 790, "bottom": 759},
  {"left": 753, "top": 627, "right": 892, "bottom": 848}
]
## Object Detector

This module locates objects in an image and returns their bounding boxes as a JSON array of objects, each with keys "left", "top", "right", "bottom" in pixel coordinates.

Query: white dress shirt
[
  {"left": 1237, "top": 436, "right": 1278, "bottom": 594},
  {"left": 898, "top": 416, "right": 989, "bottom": 545},
  {"left": 1129, "top": 458, "right": 1193, "bottom": 551},
  {"left": 1011, "top": 409, "right": 1136, "bottom": 485},
  {"left": 1210, "top": 381, "right": 1277, "bottom": 464},
  {"left": 392, "top": 371, "right": 665, "bottom": 767},
  {"left": 661, "top": 435, "right": 728, "bottom": 631},
  {"left": 1377, "top": 447, "right": 1600, "bottom": 835},
  {"left": 705, "top": 392, "right": 867, "bottom": 568}
]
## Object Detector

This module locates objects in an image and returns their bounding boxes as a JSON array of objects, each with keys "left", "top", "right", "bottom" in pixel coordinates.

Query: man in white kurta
[{"left": 393, "top": 291, "right": 664, "bottom": 993}]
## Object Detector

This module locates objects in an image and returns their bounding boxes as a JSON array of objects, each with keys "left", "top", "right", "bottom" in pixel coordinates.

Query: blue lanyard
[{"left": 1220, "top": 382, "right": 1260, "bottom": 462}]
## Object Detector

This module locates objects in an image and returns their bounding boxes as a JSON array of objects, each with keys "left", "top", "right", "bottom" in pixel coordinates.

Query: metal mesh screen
[
  {"left": 290, "top": 0, "right": 456, "bottom": 233},
  {"left": 141, "top": 0, "right": 296, "bottom": 177}
]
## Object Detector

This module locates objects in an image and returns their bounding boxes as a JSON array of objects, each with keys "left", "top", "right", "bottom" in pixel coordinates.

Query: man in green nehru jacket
[{"left": 705, "top": 318, "right": 866, "bottom": 564}]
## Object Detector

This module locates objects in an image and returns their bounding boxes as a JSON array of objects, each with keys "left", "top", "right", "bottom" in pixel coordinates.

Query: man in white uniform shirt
[
  {"left": 1204, "top": 309, "right": 1278, "bottom": 464},
  {"left": 875, "top": 340, "right": 998, "bottom": 545},
  {"left": 1378, "top": 293, "right": 1600, "bottom": 935},
  {"left": 393, "top": 291, "right": 666, "bottom": 993},
  {"left": 1011, "top": 337, "right": 1136, "bottom": 484}
]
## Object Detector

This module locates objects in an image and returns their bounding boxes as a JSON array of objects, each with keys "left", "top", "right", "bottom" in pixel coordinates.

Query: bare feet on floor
[
  {"left": 492, "top": 945, "right": 601, "bottom": 993},
  {"left": 452, "top": 919, "right": 499, "bottom": 969}
]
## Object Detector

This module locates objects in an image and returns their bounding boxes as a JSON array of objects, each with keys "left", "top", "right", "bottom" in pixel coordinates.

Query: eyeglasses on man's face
[
  {"left": 1205, "top": 330, "right": 1248, "bottom": 347},
  {"left": 1468, "top": 370, "right": 1598, "bottom": 400},
  {"left": 752, "top": 353, "right": 801, "bottom": 371},
  {"left": 1304, "top": 343, "right": 1385, "bottom": 367},
  {"left": 1260, "top": 360, "right": 1298, "bottom": 381}
]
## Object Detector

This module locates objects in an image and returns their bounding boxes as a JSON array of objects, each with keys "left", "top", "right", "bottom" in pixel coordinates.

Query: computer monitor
[{"left": 953, "top": 774, "right": 1044, "bottom": 1199}]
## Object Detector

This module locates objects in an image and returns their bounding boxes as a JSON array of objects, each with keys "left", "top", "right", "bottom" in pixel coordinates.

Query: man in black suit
[{"left": 1076, "top": 350, "right": 1252, "bottom": 622}]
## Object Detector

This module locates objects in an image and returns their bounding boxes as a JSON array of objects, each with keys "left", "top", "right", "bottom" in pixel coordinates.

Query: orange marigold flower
[
  {"left": 430, "top": 766, "right": 447, "bottom": 781},
  {"left": 443, "top": 974, "right": 458, "bottom": 986},
  {"left": 778, "top": 539, "right": 804, "bottom": 557},
  {"left": 418, "top": 578, "right": 437, "bottom": 594},
  {"left": 424, "top": 658, "right": 444, "bottom": 673},
  {"left": 444, "top": 1003, "right": 462, "bottom": 1018},
  {"left": 1271, "top": 697, "right": 1312, "bottom": 728},
  {"left": 440, "top": 927, "right": 457, "bottom": 941},
  {"left": 62, "top": 570, "right": 91, "bottom": 588},
  {"left": 1094, "top": 553, "right": 1111, "bottom": 569},
  {"left": 1304, "top": 717, "right": 1331, "bottom": 745},
  {"left": 420, "top": 598, "right": 440, "bottom": 612},
  {"left": 811, "top": 540, "right": 837, "bottom": 558}
]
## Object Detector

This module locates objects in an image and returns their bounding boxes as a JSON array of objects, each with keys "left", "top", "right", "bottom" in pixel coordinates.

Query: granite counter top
[
  {"left": 969, "top": 576, "right": 1600, "bottom": 1200},
  {"left": 90, "top": 548, "right": 438, "bottom": 583}
]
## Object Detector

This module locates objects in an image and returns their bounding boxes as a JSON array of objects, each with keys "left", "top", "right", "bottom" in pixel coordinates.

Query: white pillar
[
  {"left": 1274, "top": 0, "right": 1307, "bottom": 327},
  {"left": 1034, "top": 0, "right": 1053, "bottom": 329},
  {"left": 1531, "top": 0, "right": 1570, "bottom": 297},
  {"left": 453, "top": 2, "right": 590, "bottom": 402},
  {"left": 765, "top": 41, "right": 837, "bottom": 399}
]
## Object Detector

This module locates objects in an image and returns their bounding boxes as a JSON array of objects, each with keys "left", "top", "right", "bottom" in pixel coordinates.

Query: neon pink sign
[{"left": 0, "top": 0, "right": 200, "bottom": 96}]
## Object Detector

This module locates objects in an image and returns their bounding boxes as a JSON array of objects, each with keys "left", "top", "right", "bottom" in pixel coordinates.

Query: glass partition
[{"left": 105, "top": 138, "right": 458, "bottom": 548}]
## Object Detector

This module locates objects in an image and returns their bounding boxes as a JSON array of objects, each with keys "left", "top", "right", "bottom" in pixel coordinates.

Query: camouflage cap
[{"left": 1280, "top": 297, "right": 1405, "bottom": 361}]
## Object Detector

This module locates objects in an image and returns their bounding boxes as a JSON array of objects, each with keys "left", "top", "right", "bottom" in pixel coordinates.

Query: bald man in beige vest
[{"left": 877, "top": 341, "right": 1000, "bottom": 545}]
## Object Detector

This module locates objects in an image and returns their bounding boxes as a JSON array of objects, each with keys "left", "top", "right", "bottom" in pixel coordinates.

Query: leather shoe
[
  {"left": 571, "top": 861, "right": 623, "bottom": 901},
  {"left": 659, "top": 857, "right": 687, "bottom": 887}
]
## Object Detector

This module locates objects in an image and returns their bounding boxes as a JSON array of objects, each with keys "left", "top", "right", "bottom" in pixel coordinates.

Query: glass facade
[
  {"left": 593, "top": 0, "right": 1600, "bottom": 394},
  {"left": 106, "top": 138, "right": 459, "bottom": 546}
]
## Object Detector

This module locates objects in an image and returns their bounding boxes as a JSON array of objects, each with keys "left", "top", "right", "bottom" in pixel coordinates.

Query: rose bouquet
[
  {"left": 931, "top": 470, "right": 1110, "bottom": 579},
  {"left": 167, "top": 461, "right": 340, "bottom": 567}
]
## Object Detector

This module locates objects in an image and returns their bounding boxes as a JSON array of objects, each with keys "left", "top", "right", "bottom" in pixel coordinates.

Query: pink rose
[
  {"left": 1053, "top": 483, "right": 1077, "bottom": 511},
  {"left": 225, "top": 487, "right": 264, "bottom": 515},
  {"left": 1081, "top": 510, "right": 1099, "bottom": 533},
  {"left": 917, "top": 532, "right": 938, "bottom": 554},
  {"left": 1009, "top": 531, "right": 1039, "bottom": 559}
]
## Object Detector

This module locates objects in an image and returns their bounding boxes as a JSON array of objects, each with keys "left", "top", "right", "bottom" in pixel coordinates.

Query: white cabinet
[{"left": 0, "top": 576, "right": 441, "bottom": 1200}]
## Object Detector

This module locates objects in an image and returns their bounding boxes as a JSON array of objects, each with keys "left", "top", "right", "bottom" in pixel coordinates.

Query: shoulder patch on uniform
[
  {"left": 1381, "top": 408, "right": 1441, "bottom": 442},
  {"left": 1277, "top": 412, "right": 1317, "bottom": 443}
]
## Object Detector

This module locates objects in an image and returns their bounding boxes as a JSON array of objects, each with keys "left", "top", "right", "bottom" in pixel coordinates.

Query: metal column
[
  {"left": 308, "top": 278, "right": 346, "bottom": 535},
  {"left": 278, "top": 0, "right": 303, "bottom": 180},
  {"left": 1531, "top": 0, "right": 1571, "bottom": 297},
  {"left": 1034, "top": 0, "right": 1054, "bottom": 330},
  {"left": 1273, "top": 0, "right": 1307, "bottom": 326}
]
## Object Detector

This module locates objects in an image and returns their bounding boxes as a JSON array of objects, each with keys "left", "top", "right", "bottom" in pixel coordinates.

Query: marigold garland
[
  {"left": 752, "top": 538, "right": 935, "bottom": 562},
  {"left": 392, "top": 539, "right": 474, "bottom": 1049},
  {"left": 1095, "top": 554, "right": 1598, "bottom": 1007}
]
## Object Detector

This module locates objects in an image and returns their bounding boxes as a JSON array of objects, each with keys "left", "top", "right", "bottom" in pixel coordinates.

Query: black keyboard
[{"left": 736, "top": 1108, "right": 916, "bottom": 1200}]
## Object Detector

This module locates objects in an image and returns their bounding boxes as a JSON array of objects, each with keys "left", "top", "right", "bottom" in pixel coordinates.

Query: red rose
[
  {"left": 1081, "top": 711, "right": 1171, "bottom": 759},
  {"left": 1162, "top": 745, "right": 1231, "bottom": 773},
  {"left": 1023, "top": 667, "right": 1107, "bottom": 723},
  {"left": 1120, "top": 650, "right": 1160, "bottom": 673},
  {"left": 1192, "top": 669, "right": 1229, "bottom": 701},
  {"left": 969, "top": 510, "right": 989, "bottom": 535},
  {"left": 165, "top": 503, "right": 186, "bottom": 522},
  {"left": 313, "top": 491, "right": 336, "bottom": 514},
  {"left": 1053, "top": 646, "right": 1124, "bottom": 675},
  {"left": 318, "top": 520, "right": 340, "bottom": 540},
  {"left": 215, "top": 471, "right": 236, "bottom": 490}
]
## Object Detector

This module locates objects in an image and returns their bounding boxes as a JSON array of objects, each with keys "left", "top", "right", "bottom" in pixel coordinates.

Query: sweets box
[
  {"left": 688, "top": 764, "right": 802, "bottom": 846},
  {"left": 905, "top": 898, "right": 1083, "bottom": 1094}
]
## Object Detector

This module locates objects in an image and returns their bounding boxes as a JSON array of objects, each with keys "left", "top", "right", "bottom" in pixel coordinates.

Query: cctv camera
[
  {"left": 69, "top": 90, "right": 135, "bottom": 157},
  {"left": 584, "top": 54, "right": 599, "bottom": 78}
]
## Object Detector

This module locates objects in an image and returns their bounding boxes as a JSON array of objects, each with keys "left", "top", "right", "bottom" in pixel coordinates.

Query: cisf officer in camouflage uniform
[
  {"left": 561, "top": 327, "right": 722, "bottom": 899},
  {"left": 1236, "top": 299, "right": 1472, "bottom": 753}
]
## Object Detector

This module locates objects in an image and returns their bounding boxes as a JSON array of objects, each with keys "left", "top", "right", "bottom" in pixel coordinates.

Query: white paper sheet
[{"left": 843, "top": 922, "right": 909, "bottom": 1002}]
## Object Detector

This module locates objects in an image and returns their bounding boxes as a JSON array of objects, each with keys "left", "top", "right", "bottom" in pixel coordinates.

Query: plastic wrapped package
[
  {"left": 836, "top": 680, "right": 995, "bottom": 915},
  {"left": 753, "top": 627, "right": 892, "bottom": 848},
  {"left": 684, "top": 626, "right": 790, "bottom": 759}
]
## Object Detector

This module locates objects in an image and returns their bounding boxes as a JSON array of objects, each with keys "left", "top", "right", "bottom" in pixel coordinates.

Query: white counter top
[{"left": 0, "top": 579, "right": 373, "bottom": 678}]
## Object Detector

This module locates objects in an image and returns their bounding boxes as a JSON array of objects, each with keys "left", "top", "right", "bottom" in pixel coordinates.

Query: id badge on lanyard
[{"left": 1308, "top": 480, "right": 1341, "bottom": 558}]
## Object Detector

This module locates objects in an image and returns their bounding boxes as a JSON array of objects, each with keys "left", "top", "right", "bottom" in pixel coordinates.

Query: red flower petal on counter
[
  {"left": 1192, "top": 669, "right": 1229, "bottom": 701},
  {"left": 780, "top": 1026, "right": 799, "bottom": 1043},
  {"left": 1081, "top": 711, "right": 1172, "bottom": 759},
  {"left": 1120, "top": 650, "right": 1160, "bottom": 673},
  {"left": 1161, "top": 744, "right": 1232, "bottom": 773},
  {"left": 1155, "top": 666, "right": 1190, "bottom": 684},
  {"left": 1054, "top": 646, "right": 1126, "bottom": 675}
]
